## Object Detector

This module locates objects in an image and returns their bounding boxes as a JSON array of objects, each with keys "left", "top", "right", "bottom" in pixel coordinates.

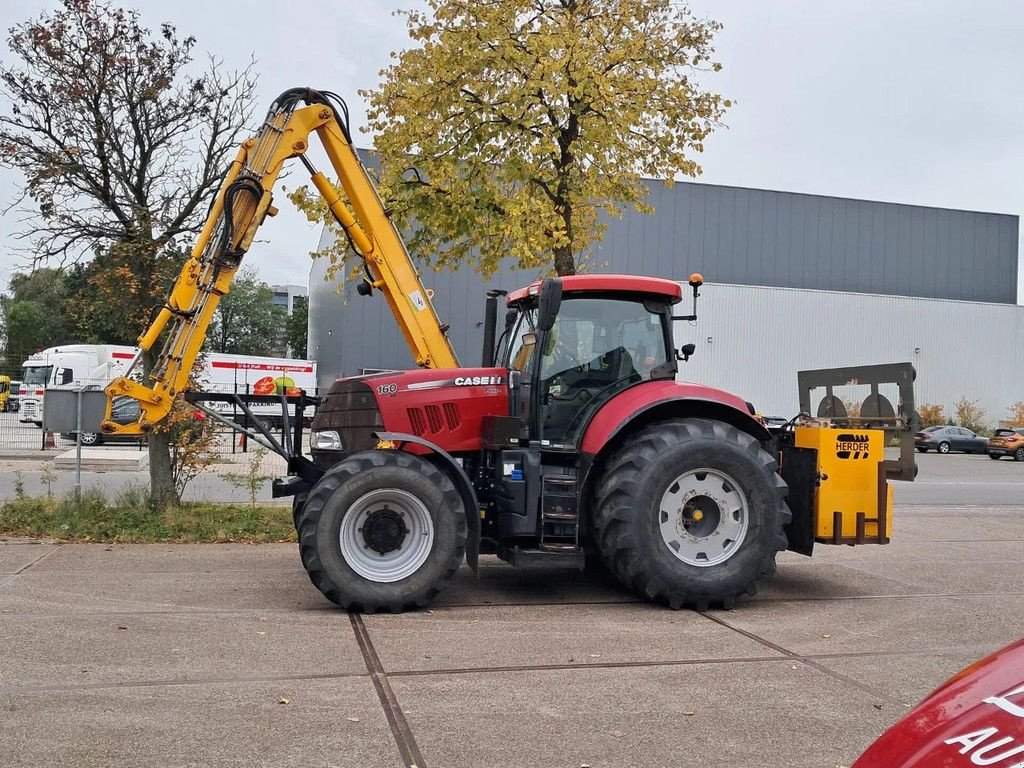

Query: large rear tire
[
  {"left": 592, "top": 418, "right": 789, "bottom": 609},
  {"left": 295, "top": 450, "right": 466, "bottom": 612}
]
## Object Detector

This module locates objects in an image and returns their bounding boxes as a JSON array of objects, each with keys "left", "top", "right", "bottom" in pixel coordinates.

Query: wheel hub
[
  {"left": 360, "top": 507, "right": 409, "bottom": 555},
  {"left": 339, "top": 488, "right": 435, "bottom": 583},
  {"left": 680, "top": 495, "right": 720, "bottom": 538}
]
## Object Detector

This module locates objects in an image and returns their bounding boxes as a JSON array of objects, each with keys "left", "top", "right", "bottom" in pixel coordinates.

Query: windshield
[{"left": 22, "top": 365, "right": 52, "bottom": 388}]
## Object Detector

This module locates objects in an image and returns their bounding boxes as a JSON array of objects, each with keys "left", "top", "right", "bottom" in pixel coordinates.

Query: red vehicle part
[
  {"left": 853, "top": 638, "right": 1024, "bottom": 767},
  {"left": 506, "top": 273, "right": 683, "bottom": 304},
  {"left": 316, "top": 367, "right": 509, "bottom": 456},
  {"left": 579, "top": 379, "right": 764, "bottom": 455}
]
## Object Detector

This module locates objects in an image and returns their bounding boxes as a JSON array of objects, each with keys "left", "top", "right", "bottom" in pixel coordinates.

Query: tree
[
  {"left": 208, "top": 267, "right": 286, "bottom": 356},
  {"left": 285, "top": 295, "right": 308, "bottom": 359},
  {"left": 1006, "top": 402, "right": 1024, "bottom": 428},
  {"left": 0, "top": 269, "right": 72, "bottom": 356},
  {"left": 954, "top": 397, "right": 988, "bottom": 435},
  {"left": 917, "top": 403, "right": 945, "bottom": 429},
  {"left": 0, "top": 0, "right": 257, "bottom": 508},
  {"left": 295, "top": 0, "right": 729, "bottom": 278}
]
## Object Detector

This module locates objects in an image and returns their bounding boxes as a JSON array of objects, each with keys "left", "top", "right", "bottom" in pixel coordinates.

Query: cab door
[{"left": 533, "top": 296, "right": 673, "bottom": 449}]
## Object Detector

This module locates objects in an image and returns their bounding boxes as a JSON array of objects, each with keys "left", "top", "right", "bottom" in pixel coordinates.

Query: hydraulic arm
[{"left": 102, "top": 88, "right": 458, "bottom": 435}]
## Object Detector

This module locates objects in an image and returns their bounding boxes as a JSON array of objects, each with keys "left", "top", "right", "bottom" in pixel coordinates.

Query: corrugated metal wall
[
  {"left": 308, "top": 176, "right": 1019, "bottom": 389},
  {"left": 684, "top": 283, "right": 1023, "bottom": 422},
  {"left": 598, "top": 182, "right": 1018, "bottom": 303}
]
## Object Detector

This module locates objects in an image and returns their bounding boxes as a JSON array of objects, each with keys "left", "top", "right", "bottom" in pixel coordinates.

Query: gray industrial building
[{"left": 308, "top": 176, "right": 1020, "bottom": 422}]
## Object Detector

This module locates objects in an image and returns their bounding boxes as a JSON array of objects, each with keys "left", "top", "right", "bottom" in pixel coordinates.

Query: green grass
[{"left": 0, "top": 486, "right": 296, "bottom": 543}]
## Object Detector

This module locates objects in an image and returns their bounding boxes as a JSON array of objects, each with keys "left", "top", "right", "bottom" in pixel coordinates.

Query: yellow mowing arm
[{"left": 102, "top": 88, "right": 458, "bottom": 436}]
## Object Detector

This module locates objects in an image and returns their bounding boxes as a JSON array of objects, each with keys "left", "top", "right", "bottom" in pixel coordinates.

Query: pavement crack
[
  {"left": 0, "top": 670, "right": 368, "bottom": 697},
  {"left": 350, "top": 612, "right": 427, "bottom": 768},
  {"left": 0, "top": 543, "right": 66, "bottom": 590},
  {"left": 698, "top": 611, "right": 911, "bottom": 707}
]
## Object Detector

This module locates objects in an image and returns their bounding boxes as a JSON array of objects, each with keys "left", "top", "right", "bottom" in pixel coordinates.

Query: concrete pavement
[{"left": 1, "top": 501, "right": 1022, "bottom": 768}]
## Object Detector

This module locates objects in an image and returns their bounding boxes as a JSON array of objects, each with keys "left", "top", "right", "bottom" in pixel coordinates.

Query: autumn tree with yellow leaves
[{"left": 297, "top": 0, "right": 730, "bottom": 278}]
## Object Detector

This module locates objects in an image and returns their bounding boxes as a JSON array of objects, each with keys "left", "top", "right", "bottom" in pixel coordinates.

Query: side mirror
[
  {"left": 537, "top": 277, "right": 562, "bottom": 332},
  {"left": 678, "top": 343, "right": 696, "bottom": 362}
]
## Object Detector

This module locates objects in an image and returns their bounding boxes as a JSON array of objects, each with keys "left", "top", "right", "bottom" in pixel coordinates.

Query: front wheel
[
  {"left": 79, "top": 432, "right": 101, "bottom": 446},
  {"left": 592, "top": 418, "right": 789, "bottom": 610},
  {"left": 295, "top": 450, "right": 466, "bottom": 612},
  {"left": 1014, "top": 448, "right": 1024, "bottom": 462},
  {"left": 989, "top": 453, "right": 1001, "bottom": 460},
  {"left": 937, "top": 441, "right": 951, "bottom": 454}
]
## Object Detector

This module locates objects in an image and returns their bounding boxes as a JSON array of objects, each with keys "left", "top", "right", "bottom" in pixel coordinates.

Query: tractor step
[
  {"left": 541, "top": 473, "right": 580, "bottom": 548},
  {"left": 543, "top": 511, "right": 578, "bottom": 522},
  {"left": 499, "top": 544, "right": 585, "bottom": 570}
]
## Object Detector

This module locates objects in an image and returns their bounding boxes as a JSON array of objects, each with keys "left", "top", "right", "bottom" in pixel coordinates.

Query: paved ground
[{"left": 1, "top": 496, "right": 1022, "bottom": 767}]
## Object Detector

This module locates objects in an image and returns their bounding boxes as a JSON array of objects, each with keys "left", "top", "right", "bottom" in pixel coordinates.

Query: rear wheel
[
  {"left": 79, "top": 432, "right": 101, "bottom": 446},
  {"left": 1014, "top": 448, "right": 1024, "bottom": 462},
  {"left": 989, "top": 453, "right": 1001, "bottom": 460},
  {"left": 917, "top": 447, "right": 928, "bottom": 454},
  {"left": 592, "top": 418, "right": 789, "bottom": 610},
  {"left": 295, "top": 450, "right": 466, "bottom": 612},
  {"left": 937, "top": 441, "right": 950, "bottom": 454}
]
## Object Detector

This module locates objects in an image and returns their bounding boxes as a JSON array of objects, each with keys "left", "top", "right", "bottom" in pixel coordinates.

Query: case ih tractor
[
  {"left": 102, "top": 88, "right": 915, "bottom": 613},
  {"left": 300, "top": 274, "right": 795, "bottom": 611}
]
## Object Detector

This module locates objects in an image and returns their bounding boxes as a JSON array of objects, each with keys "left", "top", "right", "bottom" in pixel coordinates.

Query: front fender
[{"left": 375, "top": 430, "right": 481, "bottom": 572}]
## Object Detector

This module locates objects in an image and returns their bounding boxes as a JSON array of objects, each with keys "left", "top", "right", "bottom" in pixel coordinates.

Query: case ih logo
[
  {"left": 454, "top": 376, "right": 503, "bottom": 387},
  {"left": 836, "top": 433, "right": 871, "bottom": 460}
]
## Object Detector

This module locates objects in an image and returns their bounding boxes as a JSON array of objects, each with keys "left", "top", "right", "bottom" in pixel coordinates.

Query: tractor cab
[{"left": 498, "top": 275, "right": 690, "bottom": 450}]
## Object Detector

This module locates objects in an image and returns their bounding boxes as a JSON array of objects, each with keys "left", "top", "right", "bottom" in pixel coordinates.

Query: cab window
[
  {"left": 539, "top": 297, "right": 668, "bottom": 446},
  {"left": 505, "top": 308, "right": 538, "bottom": 374}
]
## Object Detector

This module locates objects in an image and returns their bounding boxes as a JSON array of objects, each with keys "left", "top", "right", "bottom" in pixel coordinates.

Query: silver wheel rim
[
  {"left": 939, "top": 442, "right": 949, "bottom": 453},
  {"left": 339, "top": 488, "right": 434, "bottom": 583},
  {"left": 659, "top": 468, "right": 749, "bottom": 567}
]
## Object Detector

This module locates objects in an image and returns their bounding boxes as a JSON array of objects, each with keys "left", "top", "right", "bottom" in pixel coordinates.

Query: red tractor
[{"left": 297, "top": 274, "right": 793, "bottom": 611}]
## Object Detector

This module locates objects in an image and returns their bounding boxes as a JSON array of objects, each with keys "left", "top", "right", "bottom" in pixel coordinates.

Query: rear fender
[
  {"left": 580, "top": 382, "right": 770, "bottom": 456},
  {"left": 578, "top": 390, "right": 772, "bottom": 520},
  {"left": 375, "top": 430, "right": 480, "bottom": 572}
]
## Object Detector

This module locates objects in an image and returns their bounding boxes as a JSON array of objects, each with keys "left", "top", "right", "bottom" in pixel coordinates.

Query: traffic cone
[{"left": 44, "top": 431, "right": 56, "bottom": 449}]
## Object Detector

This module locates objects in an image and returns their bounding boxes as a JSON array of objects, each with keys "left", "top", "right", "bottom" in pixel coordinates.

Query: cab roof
[{"left": 506, "top": 274, "right": 683, "bottom": 304}]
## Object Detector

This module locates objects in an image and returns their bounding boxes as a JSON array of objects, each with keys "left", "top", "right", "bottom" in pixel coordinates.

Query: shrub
[
  {"left": 1005, "top": 402, "right": 1024, "bottom": 428},
  {"left": 917, "top": 403, "right": 944, "bottom": 429},
  {"left": 954, "top": 397, "right": 988, "bottom": 435},
  {"left": 220, "top": 447, "right": 273, "bottom": 509}
]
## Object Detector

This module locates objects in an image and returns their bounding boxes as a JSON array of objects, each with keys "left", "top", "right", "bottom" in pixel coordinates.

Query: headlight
[{"left": 310, "top": 430, "right": 343, "bottom": 451}]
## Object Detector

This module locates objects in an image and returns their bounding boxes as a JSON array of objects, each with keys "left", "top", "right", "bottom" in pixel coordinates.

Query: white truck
[
  {"left": 19, "top": 345, "right": 136, "bottom": 426},
  {"left": 21, "top": 345, "right": 317, "bottom": 441}
]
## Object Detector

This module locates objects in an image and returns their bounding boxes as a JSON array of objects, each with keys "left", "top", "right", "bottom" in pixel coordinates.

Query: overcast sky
[{"left": 1, "top": 0, "right": 1022, "bottom": 301}]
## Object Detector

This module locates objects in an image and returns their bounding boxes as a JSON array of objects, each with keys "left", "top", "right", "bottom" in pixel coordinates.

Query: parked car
[
  {"left": 60, "top": 395, "right": 145, "bottom": 446},
  {"left": 987, "top": 427, "right": 1024, "bottom": 461},
  {"left": 914, "top": 425, "right": 988, "bottom": 454}
]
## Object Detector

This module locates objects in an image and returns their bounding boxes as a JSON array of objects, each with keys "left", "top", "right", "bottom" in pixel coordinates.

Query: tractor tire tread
[
  {"left": 295, "top": 451, "right": 465, "bottom": 613},
  {"left": 592, "top": 418, "right": 788, "bottom": 610}
]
